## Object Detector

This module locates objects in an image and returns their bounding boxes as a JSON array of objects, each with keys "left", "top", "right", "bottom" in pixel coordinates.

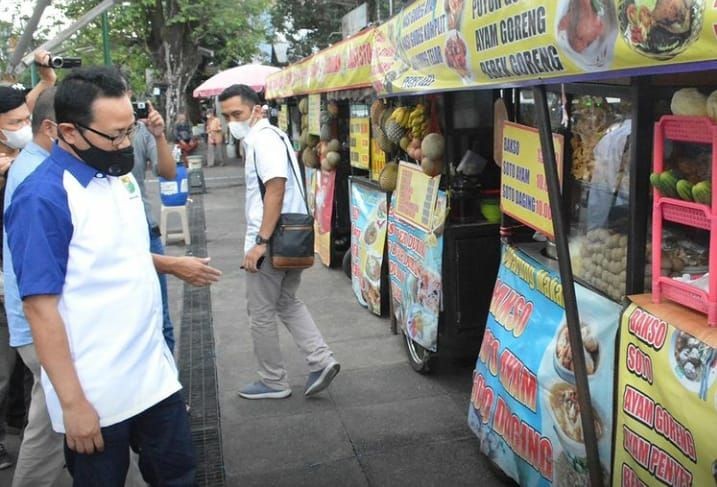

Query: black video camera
[
  {"left": 132, "top": 101, "right": 149, "bottom": 119},
  {"left": 48, "top": 56, "right": 82, "bottom": 69}
]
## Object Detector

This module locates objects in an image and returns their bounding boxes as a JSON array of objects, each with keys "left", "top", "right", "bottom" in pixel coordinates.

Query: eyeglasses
[{"left": 75, "top": 122, "right": 136, "bottom": 148}]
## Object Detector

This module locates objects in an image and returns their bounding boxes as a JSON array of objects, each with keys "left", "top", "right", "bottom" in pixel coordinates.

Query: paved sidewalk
[{"left": 192, "top": 160, "right": 512, "bottom": 486}]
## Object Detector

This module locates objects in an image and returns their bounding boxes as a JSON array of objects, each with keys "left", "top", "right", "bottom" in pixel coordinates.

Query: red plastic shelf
[{"left": 660, "top": 116, "right": 715, "bottom": 144}]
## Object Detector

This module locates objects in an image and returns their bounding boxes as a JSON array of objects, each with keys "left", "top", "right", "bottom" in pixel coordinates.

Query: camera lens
[{"left": 50, "top": 57, "right": 63, "bottom": 68}]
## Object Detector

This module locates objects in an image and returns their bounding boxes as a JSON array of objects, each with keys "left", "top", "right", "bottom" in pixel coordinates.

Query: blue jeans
[
  {"left": 64, "top": 392, "right": 195, "bottom": 486},
  {"left": 150, "top": 226, "right": 175, "bottom": 352}
]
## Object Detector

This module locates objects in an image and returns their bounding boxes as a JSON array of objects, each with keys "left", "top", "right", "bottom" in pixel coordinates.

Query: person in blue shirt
[
  {"left": 6, "top": 66, "right": 220, "bottom": 486},
  {"left": 2, "top": 88, "right": 65, "bottom": 486}
]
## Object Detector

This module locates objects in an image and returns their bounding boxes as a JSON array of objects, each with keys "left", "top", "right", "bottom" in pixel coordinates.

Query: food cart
[
  {"left": 368, "top": 0, "right": 717, "bottom": 485},
  {"left": 266, "top": 29, "right": 375, "bottom": 269}
]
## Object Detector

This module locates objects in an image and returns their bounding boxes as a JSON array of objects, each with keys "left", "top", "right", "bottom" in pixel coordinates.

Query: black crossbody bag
[{"left": 254, "top": 128, "right": 315, "bottom": 270}]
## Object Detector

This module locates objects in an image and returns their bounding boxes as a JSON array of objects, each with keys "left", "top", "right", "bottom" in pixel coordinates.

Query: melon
[
  {"left": 327, "top": 139, "right": 341, "bottom": 152},
  {"left": 421, "top": 157, "right": 443, "bottom": 177},
  {"left": 399, "top": 136, "right": 410, "bottom": 151},
  {"left": 379, "top": 162, "right": 399, "bottom": 192},
  {"left": 324, "top": 151, "right": 341, "bottom": 170},
  {"left": 421, "top": 133, "right": 445, "bottom": 160},
  {"left": 302, "top": 147, "right": 318, "bottom": 168}
]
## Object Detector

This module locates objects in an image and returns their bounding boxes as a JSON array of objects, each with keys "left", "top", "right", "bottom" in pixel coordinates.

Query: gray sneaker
[
  {"left": 0, "top": 443, "right": 12, "bottom": 469},
  {"left": 238, "top": 381, "right": 292, "bottom": 400},
  {"left": 304, "top": 360, "right": 340, "bottom": 397}
]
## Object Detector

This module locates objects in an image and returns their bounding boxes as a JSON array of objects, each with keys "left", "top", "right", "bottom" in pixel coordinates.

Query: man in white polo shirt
[{"left": 5, "top": 66, "right": 195, "bottom": 485}]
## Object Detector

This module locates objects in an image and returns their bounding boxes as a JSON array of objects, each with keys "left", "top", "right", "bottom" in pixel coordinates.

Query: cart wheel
[
  {"left": 342, "top": 250, "right": 351, "bottom": 279},
  {"left": 403, "top": 328, "right": 433, "bottom": 374}
]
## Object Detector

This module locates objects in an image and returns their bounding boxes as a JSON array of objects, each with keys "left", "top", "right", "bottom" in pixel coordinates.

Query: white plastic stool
[{"left": 160, "top": 204, "right": 191, "bottom": 246}]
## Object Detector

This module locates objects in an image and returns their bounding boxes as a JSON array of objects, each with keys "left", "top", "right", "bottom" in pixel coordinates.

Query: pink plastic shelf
[
  {"left": 658, "top": 198, "right": 712, "bottom": 230},
  {"left": 660, "top": 116, "right": 715, "bottom": 144},
  {"left": 654, "top": 277, "right": 709, "bottom": 314},
  {"left": 651, "top": 116, "right": 717, "bottom": 326}
]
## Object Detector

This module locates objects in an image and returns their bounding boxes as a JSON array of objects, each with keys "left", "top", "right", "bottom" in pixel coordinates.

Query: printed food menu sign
[
  {"left": 349, "top": 181, "right": 388, "bottom": 315},
  {"left": 314, "top": 169, "right": 335, "bottom": 266},
  {"left": 500, "top": 122, "right": 564, "bottom": 239},
  {"left": 370, "top": 0, "right": 717, "bottom": 96},
  {"left": 469, "top": 245, "right": 619, "bottom": 486},
  {"left": 308, "top": 94, "right": 321, "bottom": 136},
  {"left": 350, "top": 116, "right": 370, "bottom": 170},
  {"left": 388, "top": 191, "right": 446, "bottom": 352},
  {"left": 393, "top": 161, "right": 440, "bottom": 232},
  {"left": 613, "top": 298, "right": 717, "bottom": 487}
]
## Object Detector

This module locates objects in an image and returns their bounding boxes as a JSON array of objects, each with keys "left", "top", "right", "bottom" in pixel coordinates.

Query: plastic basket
[
  {"left": 659, "top": 198, "right": 712, "bottom": 230},
  {"left": 657, "top": 278, "right": 709, "bottom": 314}
]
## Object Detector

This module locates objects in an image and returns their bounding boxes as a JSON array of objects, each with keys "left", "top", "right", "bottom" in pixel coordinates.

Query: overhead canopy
[
  {"left": 269, "top": 1, "right": 717, "bottom": 99},
  {"left": 193, "top": 64, "right": 280, "bottom": 98},
  {"left": 265, "top": 28, "right": 374, "bottom": 99}
]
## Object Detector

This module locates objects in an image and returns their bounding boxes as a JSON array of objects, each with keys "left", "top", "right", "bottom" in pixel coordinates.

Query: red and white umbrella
[{"left": 193, "top": 64, "right": 280, "bottom": 98}]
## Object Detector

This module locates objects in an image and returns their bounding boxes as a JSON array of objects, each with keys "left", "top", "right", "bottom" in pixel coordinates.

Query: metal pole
[
  {"left": 5, "top": 0, "right": 51, "bottom": 77},
  {"left": 102, "top": 12, "right": 112, "bottom": 65},
  {"left": 30, "top": 63, "right": 38, "bottom": 87},
  {"left": 532, "top": 85, "right": 604, "bottom": 487}
]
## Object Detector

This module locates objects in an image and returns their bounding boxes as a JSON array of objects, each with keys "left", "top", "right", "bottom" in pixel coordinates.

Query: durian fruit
[
  {"left": 379, "top": 162, "right": 399, "bottom": 192},
  {"left": 298, "top": 98, "right": 309, "bottom": 115},
  {"left": 385, "top": 119, "right": 406, "bottom": 145},
  {"left": 370, "top": 99, "right": 385, "bottom": 126},
  {"left": 376, "top": 129, "right": 395, "bottom": 154}
]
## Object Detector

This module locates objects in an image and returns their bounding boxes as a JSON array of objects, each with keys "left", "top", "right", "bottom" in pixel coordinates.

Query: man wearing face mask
[
  {"left": 219, "top": 84, "right": 339, "bottom": 400},
  {"left": 5, "top": 66, "right": 197, "bottom": 485},
  {"left": 1, "top": 88, "right": 68, "bottom": 486}
]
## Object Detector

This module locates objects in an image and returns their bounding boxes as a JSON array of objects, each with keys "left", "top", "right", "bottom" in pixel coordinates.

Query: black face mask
[{"left": 63, "top": 131, "right": 135, "bottom": 177}]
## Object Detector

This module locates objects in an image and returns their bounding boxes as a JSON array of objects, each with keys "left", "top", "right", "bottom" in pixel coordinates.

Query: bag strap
[{"left": 252, "top": 127, "right": 310, "bottom": 215}]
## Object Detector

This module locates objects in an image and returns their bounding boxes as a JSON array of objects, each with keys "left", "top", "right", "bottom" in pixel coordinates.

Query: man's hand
[
  {"left": 0, "top": 154, "right": 14, "bottom": 176},
  {"left": 242, "top": 244, "right": 267, "bottom": 273},
  {"left": 170, "top": 256, "right": 222, "bottom": 286},
  {"left": 34, "top": 50, "right": 56, "bottom": 86},
  {"left": 64, "top": 398, "right": 103, "bottom": 455},
  {"left": 145, "top": 101, "right": 166, "bottom": 139}
]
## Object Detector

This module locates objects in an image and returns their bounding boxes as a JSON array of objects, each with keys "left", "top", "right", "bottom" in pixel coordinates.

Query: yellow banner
[
  {"left": 613, "top": 300, "right": 717, "bottom": 487},
  {"left": 370, "top": 138, "right": 387, "bottom": 181},
  {"left": 500, "top": 122, "right": 563, "bottom": 239},
  {"left": 266, "top": 29, "right": 374, "bottom": 99},
  {"left": 308, "top": 94, "right": 321, "bottom": 136},
  {"left": 371, "top": 0, "right": 717, "bottom": 96},
  {"left": 350, "top": 117, "right": 370, "bottom": 169},
  {"left": 394, "top": 161, "right": 440, "bottom": 231},
  {"left": 278, "top": 104, "right": 288, "bottom": 132}
]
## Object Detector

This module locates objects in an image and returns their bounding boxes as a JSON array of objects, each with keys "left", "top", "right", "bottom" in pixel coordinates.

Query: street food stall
[
  {"left": 266, "top": 29, "right": 375, "bottom": 269},
  {"left": 368, "top": 0, "right": 717, "bottom": 485}
]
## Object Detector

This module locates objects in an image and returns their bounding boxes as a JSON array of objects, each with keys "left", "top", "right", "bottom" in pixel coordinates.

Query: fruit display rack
[{"left": 651, "top": 116, "right": 717, "bottom": 325}]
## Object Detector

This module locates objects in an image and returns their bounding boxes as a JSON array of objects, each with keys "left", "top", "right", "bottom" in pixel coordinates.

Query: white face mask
[
  {"left": 1, "top": 124, "right": 32, "bottom": 149},
  {"left": 229, "top": 120, "right": 250, "bottom": 140}
]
